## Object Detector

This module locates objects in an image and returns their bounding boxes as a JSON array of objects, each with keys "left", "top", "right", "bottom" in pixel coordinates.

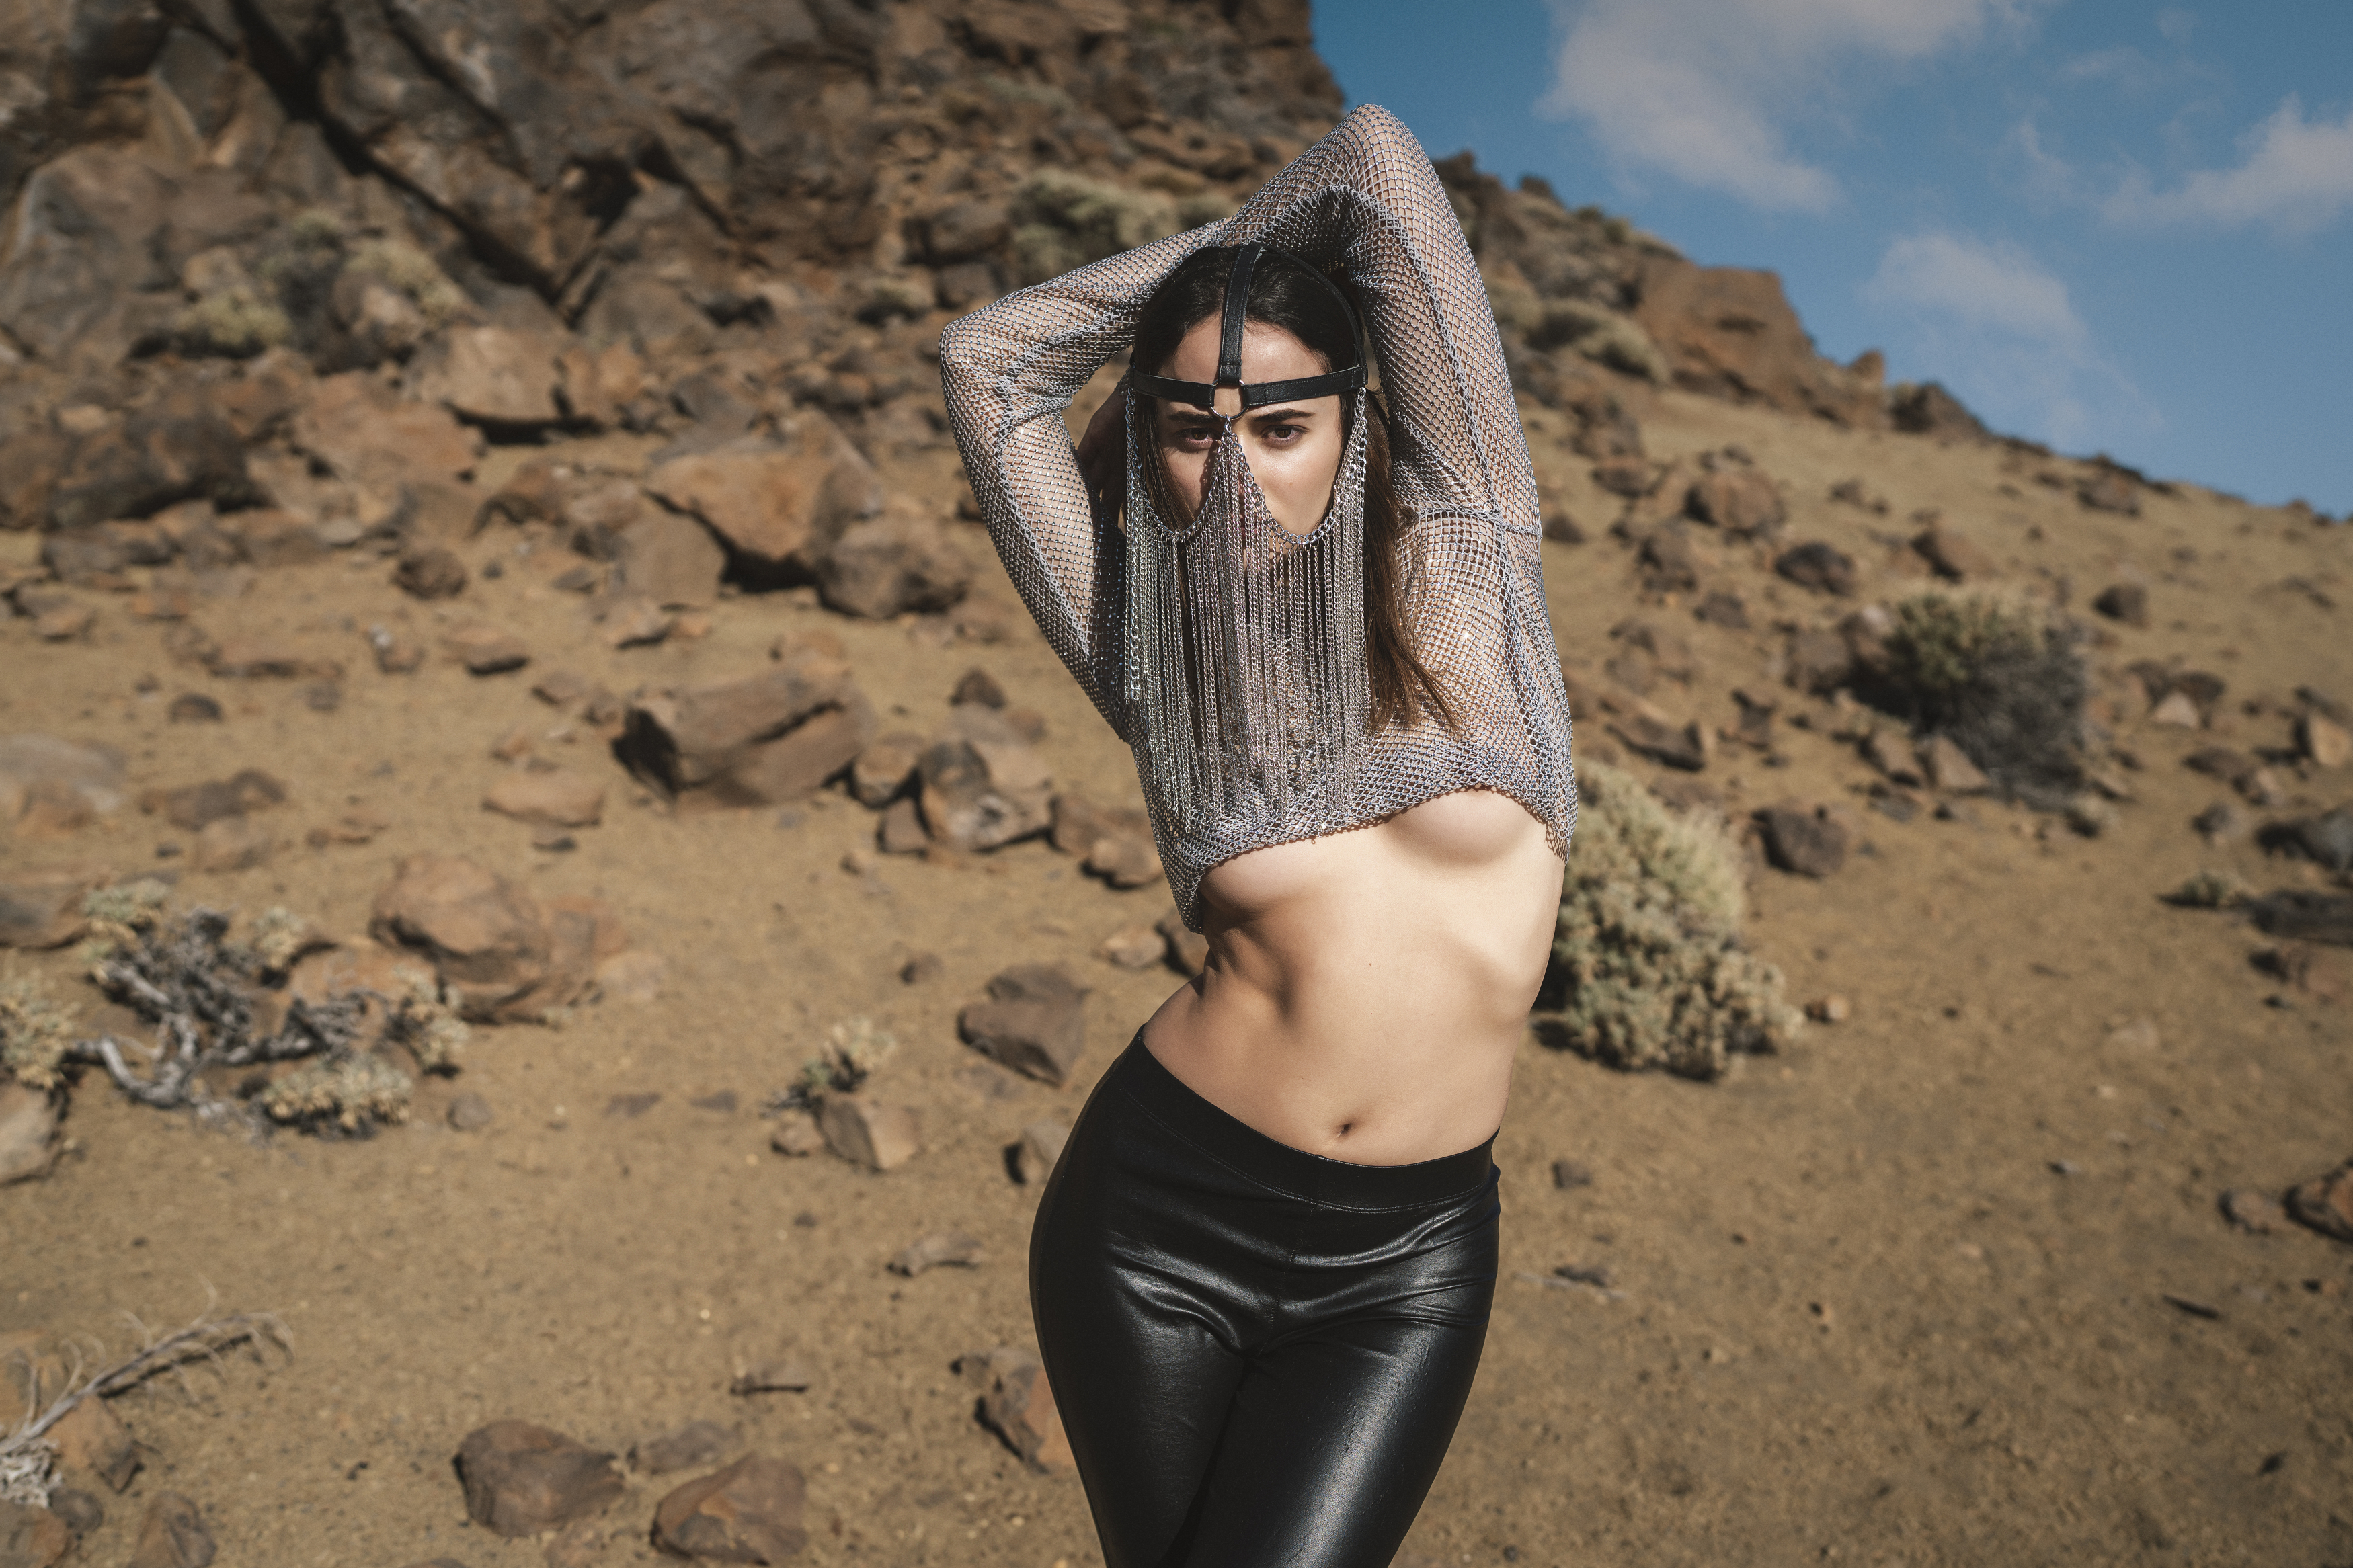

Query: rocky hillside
[{"left": 5, "top": 4, "right": 2350, "bottom": 1568}]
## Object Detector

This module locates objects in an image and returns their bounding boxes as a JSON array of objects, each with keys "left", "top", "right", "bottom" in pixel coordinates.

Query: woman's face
[{"left": 1152, "top": 316, "right": 1345, "bottom": 537}]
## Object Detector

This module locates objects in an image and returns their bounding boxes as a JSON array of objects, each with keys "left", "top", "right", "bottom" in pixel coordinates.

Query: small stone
[
  {"left": 372, "top": 630, "right": 425, "bottom": 674},
  {"left": 301, "top": 680, "right": 342, "bottom": 712},
  {"left": 47, "top": 1489, "right": 101, "bottom": 1538},
  {"left": 166, "top": 693, "right": 223, "bottom": 723},
  {"left": 47, "top": 1393, "right": 138, "bottom": 1491},
  {"left": 2091, "top": 583, "right": 2148, "bottom": 626},
  {"left": 651, "top": 1454, "right": 808, "bottom": 1565},
  {"left": 630, "top": 1420, "right": 739, "bottom": 1477},
  {"left": 1757, "top": 804, "right": 1848, "bottom": 877},
  {"left": 0, "top": 1082, "right": 63, "bottom": 1185},
  {"left": 951, "top": 667, "right": 1006, "bottom": 708},
  {"left": 1917, "top": 735, "right": 1991, "bottom": 795},
  {"left": 819, "top": 1095, "right": 922, "bottom": 1171},
  {"left": 2285, "top": 1157, "right": 2353, "bottom": 1244},
  {"left": 191, "top": 813, "right": 274, "bottom": 872},
  {"left": 126, "top": 1493, "right": 214, "bottom": 1568},
  {"left": 2148, "top": 690, "right": 2202, "bottom": 728},
  {"left": 2103, "top": 1018, "right": 2159, "bottom": 1053},
  {"left": 1549, "top": 1159, "right": 1593, "bottom": 1190},
  {"left": 0, "top": 1499, "right": 72, "bottom": 1568},
  {"left": 1693, "top": 591, "right": 1749, "bottom": 630},
  {"left": 1806, "top": 995, "right": 1851, "bottom": 1023},
  {"left": 2065, "top": 796, "right": 2117, "bottom": 837},
  {"left": 849, "top": 731, "right": 924, "bottom": 807},
  {"left": 1014, "top": 1120, "right": 1070, "bottom": 1184},
  {"left": 596, "top": 594, "right": 672, "bottom": 649},
  {"left": 32, "top": 602, "right": 95, "bottom": 641},
  {"left": 959, "top": 965, "right": 1088, "bottom": 1087},
  {"left": 728, "top": 1361, "right": 815, "bottom": 1395},
  {"left": 1609, "top": 714, "right": 1708, "bottom": 772},
  {"left": 596, "top": 950, "right": 666, "bottom": 1003},
  {"left": 1157, "top": 907, "right": 1209, "bottom": 975},
  {"left": 454, "top": 1421, "right": 623, "bottom": 1538},
  {"left": 2193, "top": 801, "right": 2250, "bottom": 843},
  {"left": 2299, "top": 712, "right": 2352, "bottom": 769},
  {"left": 447, "top": 1092, "right": 493, "bottom": 1132},
  {"left": 1861, "top": 729, "right": 1923, "bottom": 787},
  {"left": 393, "top": 546, "right": 468, "bottom": 600},
  {"left": 888, "top": 1231, "right": 984, "bottom": 1276},
  {"left": 1086, "top": 831, "right": 1165, "bottom": 889},
  {"left": 491, "top": 725, "right": 536, "bottom": 761},
  {"left": 1911, "top": 520, "right": 1995, "bottom": 581},
  {"left": 2219, "top": 1189, "right": 2283, "bottom": 1234},
  {"left": 768, "top": 1114, "right": 824, "bottom": 1157},
  {"left": 1773, "top": 541, "right": 1858, "bottom": 597},
  {"left": 898, "top": 951, "right": 942, "bottom": 985},
  {"left": 484, "top": 770, "right": 604, "bottom": 828},
  {"left": 444, "top": 622, "right": 530, "bottom": 674},
  {"left": 974, "top": 1352, "right": 1075, "bottom": 1475},
  {"left": 533, "top": 669, "right": 592, "bottom": 708},
  {"left": 1099, "top": 924, "right": 1163, "bottom": 969}
]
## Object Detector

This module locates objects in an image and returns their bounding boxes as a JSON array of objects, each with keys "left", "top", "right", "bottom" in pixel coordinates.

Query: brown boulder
[
  {"left": 1157, "top": 907, "right": 1210, "bottom": 975},
  {"left": 959, "top": 965, "right": 1088, "bottom": 1087},
  {"left": 0, "top": 1083, "right": 61, "bottom": 1186},
  {"left": 2091, "top": 583, "right": 2148, "bottom": 626},
  {"left": 651, "top": 1454, "right": 807, "bottom": 1564},
  {"left": 974, "top": 1352, "right": 1076, "bottom": 1475},
  {"left": 413, "top": 326, "right": 566, "bottom": 427},
  {"left": 48, "top": 1395, "right": 138, "bottom": 1491},
  {"left": 46, "top": 382, "right": 249, "bottom": 532},
  {"left": 1890, "top": 382, "right": 1986, "bottom": 440},
  {"left": 2285, "top": 1157, "right": 2353, "bottom": 1245},
  {"left": 0, "top": 865, "right": 106, "bottom": 949},
  {"left": 918, "top": 706, "right": 1053, "bottom": 852},
  {"left": 1918, "top": 735, "right": 1992, "bottom": 795},
  {"left": 190, "top": 814, "right": 274, "bottom": 872},
  {"left": 394, "top": 546, "right": 469, "bottom": 600},
  {"left": 484, "top": 770, "right": 605, "bottom": 828},
  {"left": 2077, "top": 468, "right": 2140, "bottom": 515},
  {"left": 888, "top": 1231, "right": 984, "bottom": 1277},
  {"left": 443, "top": 622, "right": 530, "bottom": 675},
  {"left": 1609, "top": 714, "right": 1708, "bottom": 772},
  {"left": 611, "top": 509, "right": 726, "bottom": 610},
  {"left": 849, "top": 731, "right": 924, "bottom": 808},
  {"left": 643, "top": 420, "right": 881, "bottom": 577},
  {"left": 142, "top": 768, "right": 286, "bottom": 831},
  {"left": 1912, "top": 519, "right": 1995, "bottom": 581},
  {"left": 1774, "top": 541, "right": 1859, "bottom": 597},
  {"left": 370, "top": 855, "right": 565, "bottom": 1022},
  {"left": 0, "top": 1499, "right": 72, "bottom": 1568},
  {"left": 126, "top": 1493, "right": 214, "bottom": 1568},
  {"left": 815, "top": 514, "right": 973, "bottom": 619},
  {"left": 292, "top": 372, "right": 477, "bottom": 490},
  {"left": 1685, "top": 469, "right": 1784, "bottom": 538},
  {"left": 454, "top": 1421, "right": 623, "bottom": 1538},
  {"left": 1757, "top": 804, "right": 1849, "bottom": 878},
  {"left": 817, "top": 1096, "right": 922, "bottom": 1172},
  {"left": 1, "top": 734, "right": 128, "bottom": 828},
  {"left": 617, "top": 657, "right": 875, "bottom": 808}
]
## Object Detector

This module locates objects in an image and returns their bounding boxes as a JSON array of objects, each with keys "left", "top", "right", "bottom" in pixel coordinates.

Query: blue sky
[{"left": 1315, "top": 1, "right": 2352, "bottom": 515}]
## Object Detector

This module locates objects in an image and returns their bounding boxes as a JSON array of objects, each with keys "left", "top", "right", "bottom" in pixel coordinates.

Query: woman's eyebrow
[{"left": 1248, "top": 405, "right": 1315, "bottom": 422}]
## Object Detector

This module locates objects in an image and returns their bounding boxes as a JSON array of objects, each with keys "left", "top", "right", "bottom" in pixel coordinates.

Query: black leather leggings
[{"left": 1031, "top": 1034, "right": 1500, "bottom": 1568}]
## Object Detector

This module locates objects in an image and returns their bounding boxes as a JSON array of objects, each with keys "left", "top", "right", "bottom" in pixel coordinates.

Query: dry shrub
[
  {"left": 1866, "top": 588, "right": 2088, "bottom": 805},
  {"left": 1532, "top": 761, "right": 1798, "bottom": 1081},
  {"left": 0, "top": 973, "right": 77, "bottom": 1092}
]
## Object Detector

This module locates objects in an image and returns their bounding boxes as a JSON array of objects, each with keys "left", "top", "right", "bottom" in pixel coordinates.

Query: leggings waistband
[{"left": 1107, "top": 1032, "right": 1496, "bottom": 1210}]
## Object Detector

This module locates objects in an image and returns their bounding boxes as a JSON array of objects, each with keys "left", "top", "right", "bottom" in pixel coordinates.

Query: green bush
[
  {"left": 1868, "top": 589, "right": 2087, "bottom": 805},
  {"left": 0, "top": 973, "right": 77, "bottom": 1091},
  {"left": 1532, "top": 761, "right": 1799, "bottom": 1081},
  {"left": 1011, "top": 171, "right": 1180, "bottom": 283}
]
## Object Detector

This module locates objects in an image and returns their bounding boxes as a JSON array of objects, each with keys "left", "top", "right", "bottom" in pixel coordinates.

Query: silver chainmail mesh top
[{"left": 939, "top": 105, "right": 1576, "bottom": 930}]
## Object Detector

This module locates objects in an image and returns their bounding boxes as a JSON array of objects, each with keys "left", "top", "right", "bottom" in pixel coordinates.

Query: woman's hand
[{"left": 1075, "top": 386, "right": 1128, "bottom": 523}]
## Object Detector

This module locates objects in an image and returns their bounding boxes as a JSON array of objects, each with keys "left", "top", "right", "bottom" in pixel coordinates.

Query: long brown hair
[{"left": 1126, "top": 247, "right": 1455, "bottom": 733}]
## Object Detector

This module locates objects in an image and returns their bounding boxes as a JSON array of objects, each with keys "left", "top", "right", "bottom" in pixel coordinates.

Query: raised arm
[
  {"left": 938, "top": 225, "right": 1213, "bottom": 736},
  {"left": 1222, "top": 104, "right": 1540, "bottom": 540}
]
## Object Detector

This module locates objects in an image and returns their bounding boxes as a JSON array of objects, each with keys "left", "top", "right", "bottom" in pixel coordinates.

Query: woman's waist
[{"left": 1139, "top": 974, "right": 1525, "bottom": 1167}]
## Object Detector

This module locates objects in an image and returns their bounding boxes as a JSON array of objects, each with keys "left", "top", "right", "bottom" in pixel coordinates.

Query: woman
[{"left": 939, "top": 104, "right": 1576, "bottom": 1567}]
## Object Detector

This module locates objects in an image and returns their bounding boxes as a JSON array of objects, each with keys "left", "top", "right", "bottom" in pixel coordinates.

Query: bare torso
[{"left": 1140, "top": 786, "right": 1563, "bottom": 1165}]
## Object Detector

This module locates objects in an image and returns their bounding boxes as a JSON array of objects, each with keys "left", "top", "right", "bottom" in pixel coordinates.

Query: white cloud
[
  {"left": 2104, "top": 95, "right": 2353, "bottom": 233},
  {"left": 1866, "top": 232, "right": 2085, "bottom": 345},
  {"left": 1541, "top": 0, "right": 2044, "bottom": 211},
  {"left": 1864, "top": 231, "right": 2153, "bottom": 451}
]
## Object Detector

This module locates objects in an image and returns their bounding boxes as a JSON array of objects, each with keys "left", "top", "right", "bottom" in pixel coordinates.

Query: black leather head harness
[{"left": 1132, "top": 243, "right": 1367, "bottom": 413}]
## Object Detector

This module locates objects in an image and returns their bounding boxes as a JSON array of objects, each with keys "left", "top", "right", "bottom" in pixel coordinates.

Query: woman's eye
[{"left": 1263, "top": 424, "right": 1304, "bottom": 442}]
